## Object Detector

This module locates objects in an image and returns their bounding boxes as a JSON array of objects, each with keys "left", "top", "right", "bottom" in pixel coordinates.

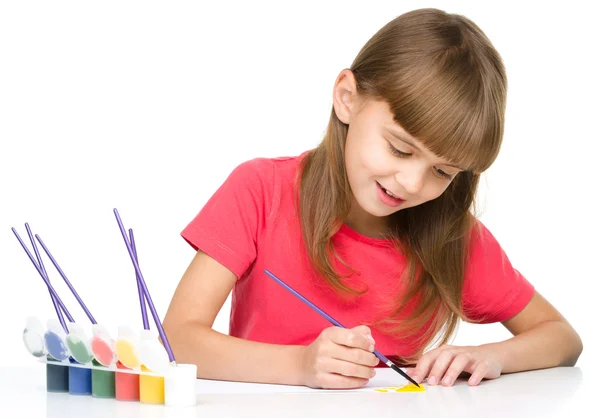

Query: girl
[{"left": 163, "top": 8, "right": 582, "bottom": 389}]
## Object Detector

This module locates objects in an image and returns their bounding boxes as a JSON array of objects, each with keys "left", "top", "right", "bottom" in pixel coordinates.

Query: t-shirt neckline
[{"left": 338, "top": 223, "right": 395, "bottom": 247}]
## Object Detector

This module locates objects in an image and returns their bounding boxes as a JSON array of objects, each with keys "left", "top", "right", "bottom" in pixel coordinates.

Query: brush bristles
[{"left": 390, "top": 363, "right": 420, "bottom": 388}]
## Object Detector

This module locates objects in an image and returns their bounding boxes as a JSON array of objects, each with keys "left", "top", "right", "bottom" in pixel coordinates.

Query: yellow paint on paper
[{"left": 374, "top": 384, "right": 426, "bottom": 392}]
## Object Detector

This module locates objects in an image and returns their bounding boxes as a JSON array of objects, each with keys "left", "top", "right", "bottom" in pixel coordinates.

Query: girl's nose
[{"left": 394, "top": 168, "right": 426, "bottom": 195}]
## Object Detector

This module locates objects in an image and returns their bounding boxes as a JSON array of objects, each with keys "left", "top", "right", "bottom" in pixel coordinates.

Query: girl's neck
[{"left": 344, "top": 200, "right": 391, "bottom": 239}]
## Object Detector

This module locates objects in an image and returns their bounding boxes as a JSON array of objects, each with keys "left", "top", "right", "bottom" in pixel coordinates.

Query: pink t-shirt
[{"left": 181, "top": 154, "right": 535, "bottom": 359}]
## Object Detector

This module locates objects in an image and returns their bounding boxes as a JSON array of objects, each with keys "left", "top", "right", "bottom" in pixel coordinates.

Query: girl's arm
[
  {"left": 163, "top": 250, "right": 303, "bottom": 384},
  {"left": 162, "top": 250, "right": 379, "bottom": 388},
  {"left": 494, "top": 291, "right": 583, "bottom": 372},
  {"left": 406, "top": 292, "right": 583, "bottom": 386}
]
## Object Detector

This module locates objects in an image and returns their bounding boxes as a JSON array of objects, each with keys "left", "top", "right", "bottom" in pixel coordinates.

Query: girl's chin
[{"left": 356, "top": 200, "right": 400, "bottom": 218}]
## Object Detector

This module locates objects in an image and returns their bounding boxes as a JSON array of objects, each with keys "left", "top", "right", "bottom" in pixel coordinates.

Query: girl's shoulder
[
  {"left": 462, "top": 217, "right": 535, "bottom": 323},
  {"left": 229, "top": 152, "right": 307, "bottom": 190},
  {"left": 467, "top": 218, "right": 500, "bottom": 249}
]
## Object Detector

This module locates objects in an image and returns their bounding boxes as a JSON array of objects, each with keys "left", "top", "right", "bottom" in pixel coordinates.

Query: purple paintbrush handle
[
  {"left": 12, "top": 227, "right": 71, "bottom": 332},
  {"left": 24, "top": 224, "right": 70, "bottom": 327},
  {"left": 129, "top": 229, "right": 150, "bottom": 330},
  {"left": 113, "top": 208, "right": 175, "bottom": 363},
  {"left": 35, "top": 234, "right": 97, "bottom": 325},
  {"left": 263, "top": 269, "right": 422, "bottom": 387},
  {"left": 263, "top": 269, "right": 389, "bottom": 364},
  {"left": 23, "top": 224, "right": 74, "bottom": 324}
]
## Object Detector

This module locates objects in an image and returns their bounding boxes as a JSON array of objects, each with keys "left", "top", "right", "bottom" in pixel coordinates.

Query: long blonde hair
[{"left": 297, "top": 8, "right": 507, "bottom": 363}]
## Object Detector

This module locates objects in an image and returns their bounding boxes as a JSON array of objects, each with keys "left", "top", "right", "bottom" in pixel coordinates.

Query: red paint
[
  {"left": 91, "top": 336, "right": 114, "bottom": 366},
  {"left": 115, "top": 361, "right": 140, "bottom": 401}
]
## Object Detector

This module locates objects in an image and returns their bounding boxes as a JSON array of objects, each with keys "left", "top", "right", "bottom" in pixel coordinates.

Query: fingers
[
  {"left": 324, "top": 357, "right": 377, "bottom": 380},
  {"left": 331, "top": 346, "right": 380, "bottom": 367},
  {"left": 409, "top": 345, "right": 467, "bottom": 385},
  {"left": 428, "top": 350, "right": 477, "bottom": 386},
  {"left": 425, "top": 349, "right": 456, "bottom": 386},
  {"left": 467, "top": 361, "right": 491, "bottom": 386},
  {"left": 352, "top": 325, "right": 373, "bottom": 338},
  {"left": 318, "top": 372, "right": 370, "bottom": 389},
  {"left": 407, "top": 345, "right": 498, "bottom": 387},
  {"left": 307, "top": 326, "right": 380, "bottom": 388},
  {"left": 324, "top": 326, "right": 375, "bottom": 352},
  {"left": 323, "top": 327, "right": 378, "bottom": 366},
  {"left": 439, "top": 354, "right": 473, "bottom": 386},
  {"left": 306, "top": 349, "right": 376, "bottom": 388},
  {"left": 320, "top": 329, "right": 378, "bottom": 367},
  {"left": 408, "top": 348, "right": 441, "bottom": 384}
]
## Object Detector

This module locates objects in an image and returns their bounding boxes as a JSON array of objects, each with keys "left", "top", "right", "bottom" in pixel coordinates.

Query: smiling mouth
[{"left": 377, "top": 182, "right": 403, "bottom": 200}]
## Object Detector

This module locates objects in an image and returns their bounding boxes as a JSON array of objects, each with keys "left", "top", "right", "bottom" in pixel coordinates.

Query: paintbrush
[
  {"left": 129, "top": 228, "right": 150, "bottom": 330},
  {"left": 36, "top": 234, "right": 97, "bottom": 324},
  {"left": 264, "top": 269, "right": 420, "bottom": 388},
  {"left": 12, "top": 225, "right": 73, "bottom": 331},
  {"left": 113, "top": 208, "right": 176, "bottom": 364}
]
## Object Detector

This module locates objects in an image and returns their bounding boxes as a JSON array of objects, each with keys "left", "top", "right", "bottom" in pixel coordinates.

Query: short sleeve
[
  {"left": 462, "top": 221, "right": 535, "bottom": 323},
  {"left": 181, "top": 158, "right": 275, "bottom": 279}
]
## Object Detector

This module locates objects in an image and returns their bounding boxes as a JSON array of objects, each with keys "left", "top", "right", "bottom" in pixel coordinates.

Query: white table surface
[{"left": 0, "top": 365, "right": 593, "bottom": 418}]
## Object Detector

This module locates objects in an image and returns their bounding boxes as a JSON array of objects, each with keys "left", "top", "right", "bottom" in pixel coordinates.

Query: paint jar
[
  {"left": 138, "top": 329, "right": 167, "bottom": 405},
  {"left": 139, "top": 365, "right": 164, "bottom": 404},
  {"left": 91, "top": 359, "right": 115, "bottom": 398},
  {"left": 90, "top": 324, "right": 116, "bottom": 367},
  {"left": 116, "top": 326, "right": 141, "bottom": 369},
  {"left": 66, "top": 322, "right": 94, "bottom": 364},
  {"left": 164, "top": 364, "right": 197, "bottom": 407},
  {"left": 139, "top": 329, "right": 169, "bottom": 375},
  {"left": 44, "top": 318, "right": 70, "bottom": 361},
  {"left": 68, "top": 358, "right": 92, "bottom": 395},
  {"left": 115, "top": 361, "right": 140, "bottom": 401},
  {"left": 23, "top": 317, "right": 47, "bottom": 358},
  {"left": 114, "top": 325, "right": 141, "bottom": 401},
  {"left": 46, "top": 355, "right": 69, "bottom": 393}
]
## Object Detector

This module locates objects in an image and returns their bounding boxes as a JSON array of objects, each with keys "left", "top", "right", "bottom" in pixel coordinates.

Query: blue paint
[
  {"left": 68, "top": 358, "right": 92, "bottom": 395},
  {"left": 45, "top": 331, "right": 69, "bottom": 361},
  {"left": 46, "top": 355, "right": 69, "bottom": 393}
]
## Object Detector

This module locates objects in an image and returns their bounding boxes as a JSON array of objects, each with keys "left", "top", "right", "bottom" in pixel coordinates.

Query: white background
[{"left": 1, "top": 1, "right": 598, "bottom": 372}]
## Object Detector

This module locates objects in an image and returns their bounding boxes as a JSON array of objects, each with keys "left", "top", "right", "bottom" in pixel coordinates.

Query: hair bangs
[{"left": 388, "top": 58, "right": 504, "bottom": 174}]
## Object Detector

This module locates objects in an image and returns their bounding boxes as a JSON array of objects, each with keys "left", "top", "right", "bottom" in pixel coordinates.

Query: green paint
[
  {"left": 67, "top": 336, "right": 93, "bottom": 364},
  {"left": 91, "top": 359, "right": 115, "bottom": 398}
]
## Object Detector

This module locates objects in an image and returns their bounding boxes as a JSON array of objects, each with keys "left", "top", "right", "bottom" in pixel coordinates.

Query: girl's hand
[
  {"left": 406, "top": 344, "right": 503, "bottom": 387},
  {"left": 299, "top": 325, "right": 380, "bottom": 389}
]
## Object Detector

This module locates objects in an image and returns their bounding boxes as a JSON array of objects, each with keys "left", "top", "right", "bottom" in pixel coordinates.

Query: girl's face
[{"left": 333, "top": 70, "right": 464, "bottom": 231}]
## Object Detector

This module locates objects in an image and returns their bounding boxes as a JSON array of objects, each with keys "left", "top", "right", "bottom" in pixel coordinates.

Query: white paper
[{"left": 195, "top": 367, "right": 413, "bottom": 394}]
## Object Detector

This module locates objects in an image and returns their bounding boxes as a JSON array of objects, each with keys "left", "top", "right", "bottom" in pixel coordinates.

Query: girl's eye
[
  {"left": 434, "top": 167, "right": 452, "bottom": 180},
  {"left": 388, "top": 141, "right": 455, "bottom": 180},
  {"left": 387, "top": 142, "right": 411, "bottom": 158}
]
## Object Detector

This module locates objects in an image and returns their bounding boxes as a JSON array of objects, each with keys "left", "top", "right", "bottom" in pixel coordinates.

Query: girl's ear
[{"left": 332, "top": 69, "right": 359, "bottom": 124}]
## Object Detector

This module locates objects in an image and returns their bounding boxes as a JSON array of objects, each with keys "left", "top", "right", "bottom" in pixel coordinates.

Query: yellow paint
[
  {"left": 139, "top": 365, "right": 165, "bottom": 405},
  {"left": 374, "top": 384, "right": 426, "bottom": 393},
  {"left": 115, "top": 338, "right": 141, "bottom": 369},
  {"left": 395, "top": 384, "right": 425, "bottom": 392}
]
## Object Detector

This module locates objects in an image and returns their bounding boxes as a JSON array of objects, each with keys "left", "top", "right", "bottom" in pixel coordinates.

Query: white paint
[
  {"left": 22, "top": 317, "right": 46, "bottom": 357},
  {"left": 22, "top": 329, "right": 46, "bottom": 357},
  {"left": 164, "top": 363, "right": 198, "bottom": 407}
]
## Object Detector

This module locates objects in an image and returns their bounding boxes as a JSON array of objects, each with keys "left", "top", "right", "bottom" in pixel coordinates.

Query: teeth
[{"left": 385, "top": 189, "right": 397, "bottom": 198}]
